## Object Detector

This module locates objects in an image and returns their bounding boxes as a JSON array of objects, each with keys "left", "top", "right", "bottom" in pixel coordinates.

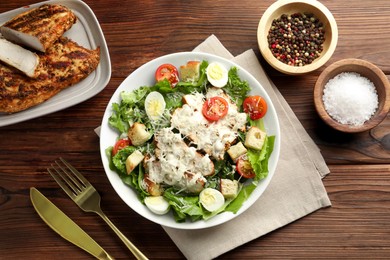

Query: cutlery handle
[
  {"left": 99, "top": 251, "right": 115, "bottom": 260},
  {"left": 97, "top": 210, "right": 148, "bottom": 260}
]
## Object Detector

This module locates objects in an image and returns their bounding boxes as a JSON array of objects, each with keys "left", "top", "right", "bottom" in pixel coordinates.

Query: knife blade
[{"left": 30, "top": 187, "right": 114, "bottom": 260}]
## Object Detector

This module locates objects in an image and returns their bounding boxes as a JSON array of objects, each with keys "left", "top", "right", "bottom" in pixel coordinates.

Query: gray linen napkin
[{"left": 161, "top": 35, "right": 331, "bottom": 260}]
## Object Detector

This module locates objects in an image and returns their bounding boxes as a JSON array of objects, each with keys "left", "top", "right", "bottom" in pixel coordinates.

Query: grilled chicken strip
[
  {"left": 0, "top": 37, "right": 100, "bottom": 113},
  {"left": 0, "top": 4, "right": 77, "bottom": 52}
]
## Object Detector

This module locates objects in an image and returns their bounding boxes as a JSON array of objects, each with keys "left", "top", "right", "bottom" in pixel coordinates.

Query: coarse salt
[{"left": 322, "top": 72, "right": 378, "bottom": 126}]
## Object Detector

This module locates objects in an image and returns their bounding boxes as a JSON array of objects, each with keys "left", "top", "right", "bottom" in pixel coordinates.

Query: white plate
[
  {"left": 0, "top": 0, "right": 111, "bottom": 127},
  {"left": 100, "top": 52, "right": 281, "bottom": 229}
]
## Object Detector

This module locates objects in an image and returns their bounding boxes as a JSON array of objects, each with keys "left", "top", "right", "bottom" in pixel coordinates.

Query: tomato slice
[
  {"left": 202, "top": 96, "right": 229, "bottom": 121},
  {"left": 236, "top": 155, "right": 256, "bottom": 179},
  {"left": 112, "top": 139, "right": 130, "bottom": 156},
  {"left": 155, "top": 63, "right": 179, "bottom": 87},
  {"left": 243, "top": 95, "right": 268, "bottom": 120}
]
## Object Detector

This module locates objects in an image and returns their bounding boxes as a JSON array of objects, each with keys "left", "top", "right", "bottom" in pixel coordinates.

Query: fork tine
[
  {"left": 47, "top": 167, "right": 78, "bottom": 199},
  {"left": 59, "top": 157, "right": 91, "bottom": 187},
  {"left": 48, "top": 157, "right": 89, "bottom": 198},
  {"left": 55, "top": 160, "right": 85, "bottom": 192}
]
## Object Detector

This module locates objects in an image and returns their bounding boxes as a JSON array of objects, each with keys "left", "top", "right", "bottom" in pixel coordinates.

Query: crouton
[
  {"left": 244, "top": 126, "right": 266, "bottom": 150},
  {"left": 220, "top": 179, "right": 239, "bottom": 199},
  {"left": 180, "top": 61, "right": 201, "bottom": 82},
  {"left": 125, "top": 150, "right": 144, "bottom": 174},
  {"left": 227, "top": 142, "right": 247, "bottom": 162},
  {"left": 128, "top": 122, "right": 150, "bottom": 146}
]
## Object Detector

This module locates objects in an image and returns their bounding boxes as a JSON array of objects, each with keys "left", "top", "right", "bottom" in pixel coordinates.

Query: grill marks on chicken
[
  {"left": 0, "top": 4, "right": 77, "bottom": 52},
  {"left": 0, "top": 4, "right": 101, "bottom": 113},
  {"left": 0, "top": 37, "right": 100, "bottom": 113}
]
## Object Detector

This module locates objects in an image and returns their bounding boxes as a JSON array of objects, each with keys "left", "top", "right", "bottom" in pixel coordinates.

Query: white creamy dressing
[
  {"left": 171, "top": 88, "right": 247, "bottom": 159},
  {"left": 145, "top": 128, "right": 211, "bottom": 193},
  {"left": 145, "top": 88, "right": 247, "bottom": 193}
]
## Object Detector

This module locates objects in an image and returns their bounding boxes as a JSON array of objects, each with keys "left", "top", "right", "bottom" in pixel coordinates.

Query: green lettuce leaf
[
  {"left": 108, "top": 86, "right": 152, "bottom": 134},
  {"left": 225, "top": 183, "right": 257, "bottom": 213},
  {"left": 111, "top": 146, "right": 137, "bottom": 174},
  {"left": 224, "top": 67, "right": 251, "bottom": 107},
  {"left": 247, "top": 135, "right": 275, "bottom": 181},
  {"left": 163, "top": 188, "right": 203, "bottom": 222},
  {"left": 121, "top": 86, "right": 150, "bottom": 104},
  {"left": 108, "top": 145, "right": 148, "bottom": 200},
  {"left": 246, "top": 118, "right": 276, "bottom": 181}
]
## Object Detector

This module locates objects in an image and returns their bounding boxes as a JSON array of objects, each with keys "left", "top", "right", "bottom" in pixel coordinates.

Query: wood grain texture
[{"left": 0, "top": 0, "right": 389, "bottom": 259}]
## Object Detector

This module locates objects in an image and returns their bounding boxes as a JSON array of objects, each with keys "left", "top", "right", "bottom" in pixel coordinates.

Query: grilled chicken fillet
[
  {"left": 0, "top": 4, "right": 77, "bottom": 52},
  {"left": 0, "top": 37, "right": 100, "bottom": 113}
]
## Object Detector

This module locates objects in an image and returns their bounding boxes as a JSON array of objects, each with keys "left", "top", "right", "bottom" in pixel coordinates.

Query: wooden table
[{"left": 1, "top": 0, "right": 389, "bottom": 259}]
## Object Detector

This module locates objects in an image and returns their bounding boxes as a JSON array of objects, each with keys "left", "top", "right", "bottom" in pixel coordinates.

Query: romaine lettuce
[
  {"left": 225, "top": 183, "right": 257, "bottom": 213},
  {"left": 224, "top": 67, "right": 251, "bottom": 107},
  {"left": 163, "top": 188, "right": 203, "bottom": 222},
  {"left": 247, "top": 118, "right": 276, "bottom": 181}
]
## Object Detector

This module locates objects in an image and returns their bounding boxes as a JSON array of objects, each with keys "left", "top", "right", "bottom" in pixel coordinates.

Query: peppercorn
[{"left": 267, "top": 12, "right": 325, "bottom": 66}]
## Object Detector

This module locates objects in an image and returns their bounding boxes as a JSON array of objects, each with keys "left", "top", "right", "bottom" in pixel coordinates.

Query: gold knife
[{"left": 30, "top": 187, "right": 114, "bottom": 260}]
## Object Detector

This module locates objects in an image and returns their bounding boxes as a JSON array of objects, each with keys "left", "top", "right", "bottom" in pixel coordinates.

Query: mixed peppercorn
[{"left": 267, "top": 12, "right": 325, "bottom": 67}]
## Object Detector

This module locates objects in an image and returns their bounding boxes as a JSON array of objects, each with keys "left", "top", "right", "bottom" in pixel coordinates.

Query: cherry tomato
[
  {"left": 236, "top": 155, "right": 256, "bottom": 179},
  {"left": 155, "top": 63, "right": 179, "bottom": 87},
  {"left": 112, "top": 139, "right": 130, "bottom": 156},
  {"left": 243, "top": 95, "right": 268, "bottom": 120},
  {"left": 202, "top": 96, "right": 229, "bottom": 121}
]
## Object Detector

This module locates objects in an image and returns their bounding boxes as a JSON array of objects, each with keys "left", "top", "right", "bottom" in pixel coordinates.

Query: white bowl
[{"left": 99, "top": 52, "right": 281, "bottom": 229}]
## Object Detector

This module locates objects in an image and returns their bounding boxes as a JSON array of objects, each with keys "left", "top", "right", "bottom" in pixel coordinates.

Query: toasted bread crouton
[
  {"left": 125, "top": 150, "right": 144, "bottom": 174},
  {"left": 128, "top": 122, "right": 151, "bottom": 146},
  {"left": 220, "top": 179, "right": 239, "bottom": 199},
  {"left": 180, "top": 61, "right": 201, "bottom": 83},
  {"left": 227, "top": 142, "right": 247, "bottom": 162},
  {"left": 245, "top": 126, "right": 266, "bottom": 150}
]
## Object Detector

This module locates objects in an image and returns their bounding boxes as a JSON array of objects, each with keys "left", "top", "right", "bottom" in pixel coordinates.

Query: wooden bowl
[
  {"left": 314, "top": 59, "right": 390, "bottom": 133},
  {"left": 257, "top": 0, "right": 338, "bottom": 75}
]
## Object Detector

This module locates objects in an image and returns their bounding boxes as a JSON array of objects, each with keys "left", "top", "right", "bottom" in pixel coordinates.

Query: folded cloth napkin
[{"left": 161, "top": 34, "right": 331, "bottom": 260}]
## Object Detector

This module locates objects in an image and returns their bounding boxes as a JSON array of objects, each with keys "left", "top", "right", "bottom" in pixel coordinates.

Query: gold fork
[{"left": 48, "top": 158, "right": 148, "bottom": 260}]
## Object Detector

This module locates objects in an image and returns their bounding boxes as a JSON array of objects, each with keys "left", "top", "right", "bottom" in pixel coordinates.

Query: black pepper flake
[{"left": 267, "top": 12, "right": 325, "bottom": 67}]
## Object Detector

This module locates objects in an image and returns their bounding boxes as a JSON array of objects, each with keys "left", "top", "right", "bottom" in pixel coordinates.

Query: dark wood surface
[{"left": 1, "top": 0, "right": 389, "bottom": 259}]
